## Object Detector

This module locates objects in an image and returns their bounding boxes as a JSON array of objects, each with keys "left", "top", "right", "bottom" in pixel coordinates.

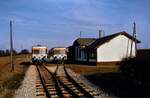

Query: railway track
[
  {"left": 36, "top": 62, "right": 100, "bottom": 98},
  {"left": 36, "top": 63, "right": 63, "bottom": 98},
  {"left": 55, "top": 63, "right": 100, "bottom": 98}
]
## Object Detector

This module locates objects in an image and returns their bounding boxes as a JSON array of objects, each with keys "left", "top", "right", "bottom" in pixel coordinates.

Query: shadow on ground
[
  {"left": 85, "top": 72, "right": 150, "bottom": 98},
  {"left": 19, "top": 62, "right": 31, "bottom": 65},
  {"left": 85, "top": 49, "right": 150, "bottom": 98}
]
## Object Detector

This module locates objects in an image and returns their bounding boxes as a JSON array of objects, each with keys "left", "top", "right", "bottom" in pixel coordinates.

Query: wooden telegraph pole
[
  {"left": 80, "top": 31, "right": 82, "bottom": 38},
  {"left": 130, "top": 22, "right": 137, "bottom": 57},
  {"left": 10, "top": 19, "right": 14, "bottom": 71},
  {"left": 133, "top": 22, "right": 137, "bottom": 56}
]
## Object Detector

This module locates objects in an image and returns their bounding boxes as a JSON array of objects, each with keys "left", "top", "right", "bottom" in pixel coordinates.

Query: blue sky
[{"left": 0, "top": 0, "right": 150, "bottom": 51}]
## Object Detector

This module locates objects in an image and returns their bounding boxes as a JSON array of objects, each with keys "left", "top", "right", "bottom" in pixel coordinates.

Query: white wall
[{"left": 97, "top": 35, "right": 136, "bottom": 62}]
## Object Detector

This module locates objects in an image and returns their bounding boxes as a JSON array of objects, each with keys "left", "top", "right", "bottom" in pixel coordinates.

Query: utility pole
[
  {"left": 130, "top": 22, "right": 137, "bottom": 57},
  {"left": 80, "top": 31, "right": 82, "bottom": 38},
  {"left": 133, "top": 22, "right": 137, "bottom": 56},
  {"left": 10, "top": 19, "right": 14, "bottom": 71}
]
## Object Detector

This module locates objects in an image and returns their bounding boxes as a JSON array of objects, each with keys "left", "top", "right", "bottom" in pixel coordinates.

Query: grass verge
[
  {"left": 0, "top": 55, "right": 30, "bottom": 98},
  {"left": 0, "top": 65, "right": 30, "bottom": 98}
]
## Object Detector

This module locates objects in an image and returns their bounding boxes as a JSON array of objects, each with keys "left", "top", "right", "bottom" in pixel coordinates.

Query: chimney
[{"left": 99, "top": 30, "right": 104, "bottom": 38}]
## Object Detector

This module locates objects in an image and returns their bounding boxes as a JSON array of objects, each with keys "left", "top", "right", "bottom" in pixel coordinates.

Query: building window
[
  {"left": 76, "top": 47, "right": 78, "bottom": 58},
  {"left": 84, "top": 51, "right": 87, "bottom": 59},
  {"left": 89, "top": 51, "right": 96, "bottom": 59},
  {"left": 79, "top": 48, "right": 81, "bottom": 58}
]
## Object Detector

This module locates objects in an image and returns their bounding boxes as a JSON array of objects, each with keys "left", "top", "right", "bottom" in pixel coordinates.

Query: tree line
[{"left": 0, "top": 49, "right": 30, "bottom": 57}]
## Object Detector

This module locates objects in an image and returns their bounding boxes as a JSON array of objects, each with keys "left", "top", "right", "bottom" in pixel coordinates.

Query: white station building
[{"left": 71, "top": 31, "right": 140, "bottom": 65}]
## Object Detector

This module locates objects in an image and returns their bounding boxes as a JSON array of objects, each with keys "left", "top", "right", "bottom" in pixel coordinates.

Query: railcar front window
[
  {"left": 33, "top": 50, "right": 39, "bottom": 54},
  {"left": 40, "top": 50, "right": 46, "bottom": 54},
  {"left": 54, "top": 50, "right": 66, "bottom": 54}
]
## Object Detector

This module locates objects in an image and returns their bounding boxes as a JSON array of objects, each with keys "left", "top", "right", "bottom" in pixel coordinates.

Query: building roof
[
  {"left": 32, "top": 45, "right": 47, "bottom": 49},
  {"left": 73, "top": 31, "right": 140, "bottom": 49},
  {"left": 73, "top": 38, "right": 97, "bottom": 46},
  {"left": 88, "top": 31, "right": 140, "bottom": 49}
]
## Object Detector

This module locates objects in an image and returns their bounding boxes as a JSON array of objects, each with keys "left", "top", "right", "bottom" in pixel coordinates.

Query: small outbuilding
[{"left": 68, "top": 31, "right": 140, "bottom": 66}]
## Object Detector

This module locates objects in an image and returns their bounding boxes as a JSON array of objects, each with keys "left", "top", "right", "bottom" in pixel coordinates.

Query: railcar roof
[{"left": 32, "top": 46, "right": 48, "bottom": 49}]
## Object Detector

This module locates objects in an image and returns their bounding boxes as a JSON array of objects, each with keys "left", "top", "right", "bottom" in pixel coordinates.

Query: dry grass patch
[
  {"left": 46, "top": 63, "right": 58, "bottom": 67},
  {"left": 65, "top": 64, "right": 119, "bottom": 75},
  {"left": 0, "top": 55, "right": 30, "bottom": 98}
]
